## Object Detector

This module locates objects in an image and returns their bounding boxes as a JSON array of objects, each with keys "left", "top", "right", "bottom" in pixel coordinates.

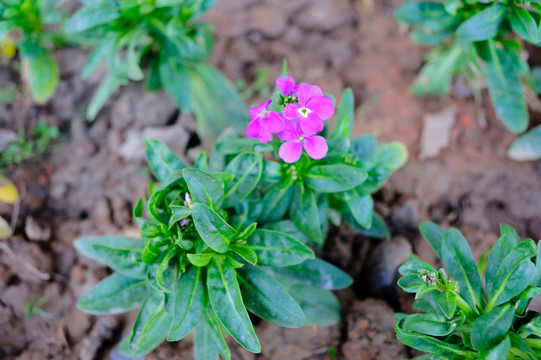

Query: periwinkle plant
[
  {"left": 74, "top": 77, "right": 407, "bottom": 358},
  {"left": 396, "top": 222, "right": 541, "bottom": 359}
]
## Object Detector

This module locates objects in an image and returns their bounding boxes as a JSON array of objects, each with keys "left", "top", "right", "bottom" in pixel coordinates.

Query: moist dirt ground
[{"left": 1, "top": 0, "right": 541, "bottom": 359}]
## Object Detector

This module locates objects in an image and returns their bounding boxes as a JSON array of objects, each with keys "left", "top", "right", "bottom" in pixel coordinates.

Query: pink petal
[
  {"left": 276, "top": 76, "right": 296, "bottom": 95},
  {"left": 246, "top": 120, "right": 260, "bottom": 139},
  {"left": 297, "top": 83, "right": 323, "bottom": 106},
  {"left": 306, "top": 96, "right": 335, "bottom": 121},
  {"left": 261, "top": 111, "right": 285, "bottom": 133},
  {"left": 299, "top": 112, "right": 323, "bottom": 136},
  {"left": 279, "top": 141, "right": 303, "bottom": 163},
  {"left": 304, "top": 135, "right": 328, "bottom": 160},
  {"left": 258, "top": 128, "right": 273, "bottom": 144},
  {"left": 249, "top": 100, "right": 272, "bottom": 121},
  {"left": 283, "top": 104, "right": 301, "bottom": 120},
  {"left": 278, "top": 120, "right": 300, "bottom": 141}
]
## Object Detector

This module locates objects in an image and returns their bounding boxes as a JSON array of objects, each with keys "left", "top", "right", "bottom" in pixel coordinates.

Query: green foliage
[
  {"left": 395, "top": 0, "right": 541, "bottom": 158},
  {"left": 0, "top": 118, "right": 60, "bottom": 169},
  {"left": 396, "top": 222, "right": 541, "bottom": 359},
  {"left": 66, "top": 0, "right": 248, "bottom": 140},
  {"left": 1, "top": 0, "right": 64, "bottom": 103},
  {"left": 74, "top": 85, "right": 406, "bottom": 358}
]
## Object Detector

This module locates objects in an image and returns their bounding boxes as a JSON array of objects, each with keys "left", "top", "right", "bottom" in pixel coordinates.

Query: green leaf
[
  {"left": 258, "top": 179, "right": 294, "bottom": 222},
  {"left": 74, "top": 236, "right": 145, "bottom": 262},
  {"left": 271, "top": 258, "right": 352, "bottom": 290},
  {"left": 332, "top": 88, "right": 354, "bottom": 139},
  {"left": 86, "top": 72, "right": 122, "bottom": 120},
  {"left": 207, "top": 259, "right": 261, "bottom": 353},
  {"left": 401, "top": 313, "right": 456, "bottom": 337},
  {"left": 24, "top": 48, "right": 59, "bottom": 103},
  {"left": 168, "top": 204, "right": 192, "bottom": 229},
  {"left": 194, "top": 320, "right": 220, "bottom": 360},
  {"left": 350, "top": 134, "right": 377, "bottom": 161},
  {"left": 485, "top": 40, "right": 528, "bottom": 134},
  {"left": 373, "top": 142, "right": 408, "bottom": 172},
  {"left": 508, "top": 125, "right": 541, "bottom": 161},
  {"left": 145, "top": 138, "right": 186, "bottom": 184},
  {"left": 394, "top": 2, "right": 459, "bottom": 31},
  {"left": 481, "top": 335, "right": 511, "bottom": 360},
  {"left": 486, "top": 233, "right": 519, "bottom": 289},
  {"left": 290, "top": 186, "right": 323, "bottom": 244},
  {"left": 278, "top": 279, "right": 341, "bottom": 326},
  {"left": 441, "top": 228, "right": 482, "bottom": 310},
  {"left": 78, "top": 273, "right": 150, "bottom": 314},
  {"left": 488, "top": 256, "right": 535, "bottom": 309},
  {"left": 509, "top": 7, "right": 538, "bottom": 44},
  {"left": 224, "top": 153, "right": 262, "bottom": 207},
  {"left": 471, "top": 304, "right": 514, "bottom": 352},
  {"left": 263, "top": 220, "right": 310, "bottom": 244},
  {"left": 91, "top": 244, "right": 147, "bottom": 279},
  {"left": 192, "top": 203, "right": 236, "bottom": 253},
  {"left": 187, "top": 253, "right": 214, "bottom": 267},
  {"left": 397, "top": 274, "right": 426, "bottom": 293},
  {"left": 168, "top": 266, "right": 204, "bottom": 341},
  {"left": 247, "top": 229, "right": 314, "bottom": 267},
  {"left": 189, "top": 64, "right": 249, "bottom": 141},
  {"left": 129, "top": 291, "right": 170, "bottom": 356},
  {"left": 64, "top": 2, "right": 120, "bottom": 32},
  {"left": 155, "top": 247, "right": 179, "bottom": 293},
  {"left": 343, "top": 188, "right": 373, "bottom": 229},
  {"left": 305, "top": 164, "right": 367, "bottom": 193},
  {"left": 201, "top": 308, "right": 231, "bottom": 360},
  {"left": 238, "top": 265, "right": 305, "bottom": 327},
  {"left": 411, "top": 45, "right": 462, "bottom": 96},
  {"left": 396, "top": 321, "right": 476, "bottom": 358},
  {"left": 456, "top": 3, "right": 507, "bottom": 43},
  {"left": 159, "top": 56, "right": 191, "bottom": 109},
  {"left": 419, "top": 221, "right": 445, "bottom": 259},
  {"left": 230, "top": 244, "right": 258, "bottom": 265},
  {"left": 183, "top": 168, "right": 224, "bottom": 210}
]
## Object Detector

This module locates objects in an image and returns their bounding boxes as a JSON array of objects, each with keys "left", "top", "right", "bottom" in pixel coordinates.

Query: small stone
[
  {"left": 419, "top": 106, "right": 457, "bottom": 159},
  {"left": 25, "top": 216, "right": 51, "bottom": 242},
  {"left": 390, "top": 198, "right": 421, "bottom": 231}
]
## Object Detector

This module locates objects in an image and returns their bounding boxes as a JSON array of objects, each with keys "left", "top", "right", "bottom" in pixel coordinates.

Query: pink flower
[
  {"left": 246, "top": 100, "right": 286, "bottom": 143},
  {"left": 278, "top": 121, "right": 328, "bottom": 163},
  {"left": 276, "top": 76, "right": 299, "bottom": 96},
  {"left": 282, "top": 83, "right": 335, "bottom": 136}
]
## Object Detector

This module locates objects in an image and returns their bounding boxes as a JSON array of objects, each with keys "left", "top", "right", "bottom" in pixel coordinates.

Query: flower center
[{"left": 299, "top": 107, "right": 311, "bottom": 117}]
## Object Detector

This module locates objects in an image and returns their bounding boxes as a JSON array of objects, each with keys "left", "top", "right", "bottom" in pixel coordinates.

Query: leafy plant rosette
[
  {"left": 394, "top": 0, "right": 541, "bottom": 161},
  {"left": 0, "top": 0, "right": 64, "bottom": 103},
  {"left": 74, "top": 77, "right": 407, "bottom": 358},
  {"left": 65, "top": 0, "right": 247, "bottom": 141},
  {"left": 396, "top": 222, "right": 541, "bottom": 359}
]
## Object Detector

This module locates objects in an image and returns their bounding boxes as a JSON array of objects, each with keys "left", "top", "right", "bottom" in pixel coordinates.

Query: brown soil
[{"left": 1, "top": 0, "right": 540, "bottom": 359}]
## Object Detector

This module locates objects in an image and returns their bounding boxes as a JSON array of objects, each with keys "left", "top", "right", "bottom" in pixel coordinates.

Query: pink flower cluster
[{"left": 246, "top": 76, "right": 335, "bottom": 163}]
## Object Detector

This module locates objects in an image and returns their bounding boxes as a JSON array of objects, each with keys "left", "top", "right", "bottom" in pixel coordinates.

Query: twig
[{"left": 0, "top": 242, "right": 51, "bottom": 281}]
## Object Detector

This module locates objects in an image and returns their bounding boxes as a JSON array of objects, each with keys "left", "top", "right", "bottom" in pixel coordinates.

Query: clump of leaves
[
  {"left": 395, "top": 1, "right": 541, "bottom": 161},
  {"left": 0, "top": 118, "right": 60, "bottom": 168},
  {"left": 0, "top": 0, "right": 64, "bottom": 103},
  {"left": 396, "top": 222, "right": 541, "bottom": 359},
  {"left": 74, "top": 78, "right": 407, "bottom": 358},
  {"left": 65, "top": 0, "right": 247, "bottom": 141}
]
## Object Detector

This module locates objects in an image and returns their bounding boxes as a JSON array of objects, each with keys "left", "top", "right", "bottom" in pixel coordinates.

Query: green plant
[
  {"left": 65, "top": 0, "right": 247, "bottom": 141},
  {"left": 0, "top": 0, "right": 64, "bottom": 102},
  {"left": 0, "top": 118, "right": 60, "bottom": 168},
  {"left": 74, "top": 78, "right": 406, "bottom": 358},
  {"left": 395, "top": 0, "right": 541, "bottom": 161},
  {"left": 26, "top": 294, "right": 53, "bottom": 318},
  {"left": 396, "top": 222, "right": 541, "bottom": 359}
]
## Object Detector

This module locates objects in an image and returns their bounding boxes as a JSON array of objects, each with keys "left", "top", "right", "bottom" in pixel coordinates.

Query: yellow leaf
[
  {"left": 0, "top": 175, "right": 19, "bottom": 204},
  {"left": 0, "top": 216, "right": 11, "bottom": 240}
]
